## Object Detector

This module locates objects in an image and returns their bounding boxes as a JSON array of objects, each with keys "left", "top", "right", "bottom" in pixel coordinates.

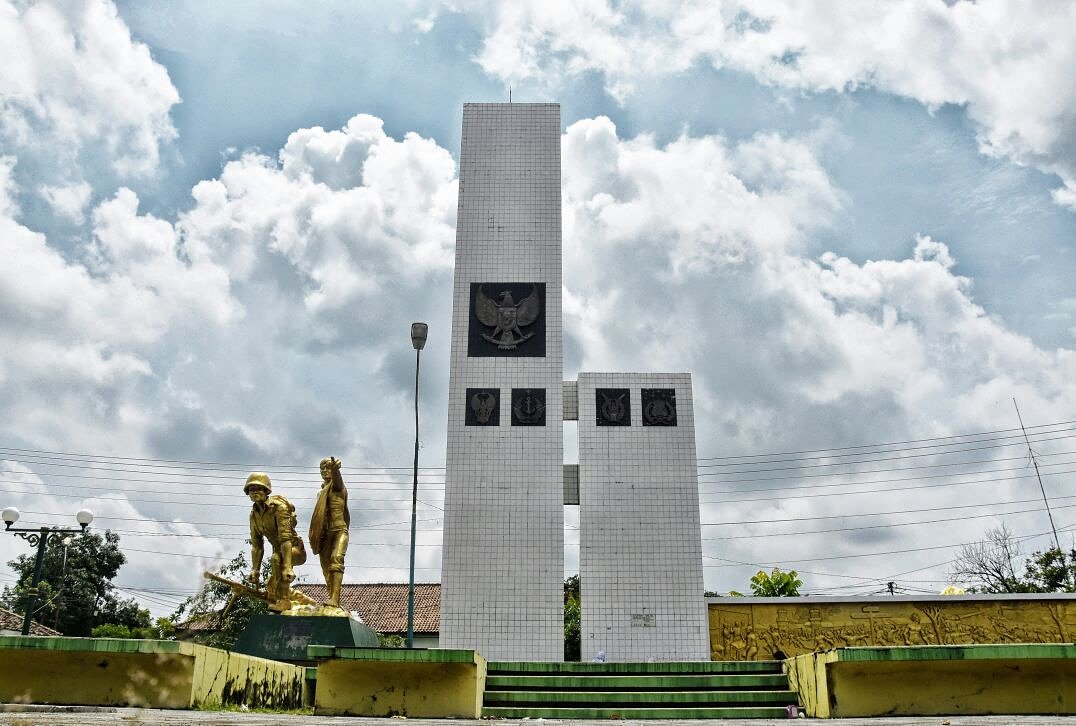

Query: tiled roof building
[
  {"left": 293, "top": 583, "right": 440, "bottom": 636},
  {"left": 0, "top": 606, "right": 61, "bottom": 636}
]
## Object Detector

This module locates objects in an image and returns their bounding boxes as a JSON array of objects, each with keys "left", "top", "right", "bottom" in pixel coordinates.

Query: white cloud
[
  {"left": 463, "top": 0, "right": 1076, "bottom": 208},
  {"left": 563, "top": 116, "right": 1075, "bottom": 438},
  {"left": 560, "top": 117, "right": 1076, "bottom": 587},
  {"left": 181, "top": 114, "right": 457, "bottom": 329},
  {"left": 0, "top": 0, "right": 179, "bottom": 179},
  {"left": 39, "top": 181, "right": 92, "bottom": 223}
]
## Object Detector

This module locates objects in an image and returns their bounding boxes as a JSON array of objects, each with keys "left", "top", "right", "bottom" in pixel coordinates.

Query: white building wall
[
  {"left": 440, "top": 103, "right": 564, "bottom": 661},
  {"left": 577, "top": 372, "right": 709, "bottom": 662}
]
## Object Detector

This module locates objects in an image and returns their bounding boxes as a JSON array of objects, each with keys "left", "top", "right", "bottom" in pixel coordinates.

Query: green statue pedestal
[{"left": 234, "top": 614, "right": 379, "bottom": 664}]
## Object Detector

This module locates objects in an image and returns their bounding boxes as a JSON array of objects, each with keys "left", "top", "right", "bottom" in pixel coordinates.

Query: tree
[
  {"left": 171, "top": 552, "right": 270, "bottom": 650},
  {"left": 747, "top": 568, "right": 803, "bottom": 597},
  {"left": 951, "top": 524, "right": 1076, "bottom": 593},
  {"left": 564, "top": 575, "right": 580, "bottom": 661},
  {"left": 1, "top": 530, "right": 150, "bottom": 636}
]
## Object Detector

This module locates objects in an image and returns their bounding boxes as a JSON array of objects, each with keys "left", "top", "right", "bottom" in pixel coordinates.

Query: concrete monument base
[{"left": 233, "top": 613, "right": 377, "bottom": 664}]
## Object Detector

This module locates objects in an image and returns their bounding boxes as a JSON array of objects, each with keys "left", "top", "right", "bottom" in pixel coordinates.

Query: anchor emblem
[{"left": 512, "top": 389, "right": 546, "bottom": 425}]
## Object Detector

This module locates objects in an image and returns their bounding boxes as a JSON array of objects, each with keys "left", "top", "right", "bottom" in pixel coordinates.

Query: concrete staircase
[{"left": 482, "top": 660, "right": 798, "bottom": 719}]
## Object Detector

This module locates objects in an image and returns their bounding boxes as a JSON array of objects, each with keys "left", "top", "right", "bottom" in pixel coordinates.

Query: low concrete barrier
[
  {"left": 0, "top": 636, "right": 305, "bottom": 710},
  {"left": 785, "top": 644, "right": 1076, "bottom": 718},
  {"left": 309, "top": 646, "right": 486, "bottom": 717}
]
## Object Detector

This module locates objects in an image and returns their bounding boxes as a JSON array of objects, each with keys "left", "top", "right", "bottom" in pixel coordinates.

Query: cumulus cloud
[
  {"left": 0, "top": 0, "right": 178, "bottom": 180},
  {"left": 0, "top": 113, "right": 460, "bottom": 606},
  {"left": 560, "top": 117, "right": 1076, "bottom": 586},
  {"left": 180, "top": 114, "right": 457, "bottom": 338},
  {"left": 459, "top": 0, "right": 1076, "bottom": 208}
]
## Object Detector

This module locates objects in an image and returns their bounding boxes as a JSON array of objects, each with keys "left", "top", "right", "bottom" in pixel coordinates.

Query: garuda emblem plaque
[{"left": 468, "top": 282, "right": 545, "bottom": 357}]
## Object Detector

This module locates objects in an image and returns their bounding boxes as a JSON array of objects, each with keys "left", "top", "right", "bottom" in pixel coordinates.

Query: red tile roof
[
  {"left": 0, "top": 606, "right": 61, "bottom": 636},
  {"left": 294, "top": 583, "right": 440, "bottom": 634}
]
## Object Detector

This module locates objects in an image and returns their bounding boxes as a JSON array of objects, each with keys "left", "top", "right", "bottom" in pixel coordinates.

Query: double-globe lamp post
[
  {"left": 3, "top": 506, "right": 93, "bottom": 635},
  {"left": 407, "top": 322, "right": 428, "bottom": 648}
]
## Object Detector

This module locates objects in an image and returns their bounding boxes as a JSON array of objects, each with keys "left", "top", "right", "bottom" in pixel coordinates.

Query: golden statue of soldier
[
  {"left": 309, "top": 456, "right": 350, "bottom": 610},
  {"left": 244, "top": 472, "right": 310, "bottom": 613}
]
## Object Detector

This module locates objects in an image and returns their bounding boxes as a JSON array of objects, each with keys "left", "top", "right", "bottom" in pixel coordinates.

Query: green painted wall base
[
  {"left": 233, "top": 614, "right": 378, "bottom": 664},
  {"left": 0, "top": 636, "right": 305, "bottom": 710},
  {"left": 310, "top": 647, "right": 486, "bottom": 717},
  {"left": 786, "top": 644, "right": 1076, "bottom": 718}
]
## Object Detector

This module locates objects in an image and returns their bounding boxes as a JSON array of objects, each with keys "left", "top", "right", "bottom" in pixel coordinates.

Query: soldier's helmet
[{"left": 244, "top": 472, "right": 272, "bottom": 494}]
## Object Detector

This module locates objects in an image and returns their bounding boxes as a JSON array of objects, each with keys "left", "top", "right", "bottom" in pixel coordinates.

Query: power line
[
  {"left": 703, "top": 494, "right": 1076, "bottom": 527},
  {"left": 0, "top": 445, "right": 448, "bottom": 471},
  {"left": 3, "top": 417, "right": 1073, "bottom": 475},
  {"left": 699, "top": 449, "right": 1074, "bottom": 485},
  {"left": 702, "top": 502, "right": 1076, "bottom": 540},
  {"left": 696, "top": 419, "right": 1076, "bottom": 462},
  {"left": 700, "top": 457, "right": 1076, "bottom": 496},
  {"left": 696, "top": 432, "right": 1076, "bottom": 476},
  {"left": 703, "top": 526, "right": 1066, "bottom": 567}
]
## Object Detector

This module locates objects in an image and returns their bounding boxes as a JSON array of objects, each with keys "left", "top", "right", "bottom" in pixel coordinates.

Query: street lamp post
[
  {"left": 3, "top": 507, "right": 93, "bottom": 635},
  {"left": 407, "top": 322, "right": 428, "bottom": 648}
]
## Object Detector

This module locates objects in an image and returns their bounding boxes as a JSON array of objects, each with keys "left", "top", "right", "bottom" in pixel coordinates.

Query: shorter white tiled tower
[{"left": 575, "top": 373, "right": 709, "bottom": 662}]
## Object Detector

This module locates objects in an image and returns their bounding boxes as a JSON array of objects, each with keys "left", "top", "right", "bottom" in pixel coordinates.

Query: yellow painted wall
[
  {"left": 0, "top": 641, "right": 304, "bottom": 710},
  {"left": 189, "top": 645, "right": 305, "bottom": 709},
  {"left": 315, "top": 658, "right": 487, "bottom": 717},
  {"left": 709, "top": 598, "right": 1074, "bottom": 660},
  {"left": 0, "top": 650, "right": 196, "bottom": 708},
  {"left": 786, "top": 649, "right": 1076, "bottom": 717}
]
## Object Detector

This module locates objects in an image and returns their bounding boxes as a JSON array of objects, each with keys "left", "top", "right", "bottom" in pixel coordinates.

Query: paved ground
[{"left": 2, "top": 708, "right": 1076, "bottom": 726}]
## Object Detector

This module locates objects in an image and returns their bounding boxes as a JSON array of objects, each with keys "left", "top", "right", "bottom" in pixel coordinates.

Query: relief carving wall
[{"left": 708, "top": 598, "right": 1075, "bottom": 661}]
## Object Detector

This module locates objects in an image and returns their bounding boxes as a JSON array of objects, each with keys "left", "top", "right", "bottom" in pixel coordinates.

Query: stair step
[
  {"left": 485, "top": 673, "right": 788, "bottom": 690},
  {"left": 481, "top": 706, "right": 792, "bottom": 719},
  {"left": 484, "top": 689, "right": 797, "bottom": 706},
  {"left": 487, "top": 660, "right": 782, "bottom": 675}
]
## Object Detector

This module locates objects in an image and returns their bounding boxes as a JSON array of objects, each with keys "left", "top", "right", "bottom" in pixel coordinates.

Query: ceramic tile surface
[
  {"left": 577, "top": 373, "right": 709, "bottom": 662},
  {"left": 440, "top": 103, "right": 564, "bottom": 661}
]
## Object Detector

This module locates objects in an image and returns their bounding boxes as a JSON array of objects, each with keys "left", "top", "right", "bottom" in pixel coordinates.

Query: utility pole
[{"left": 1013, "top": 398, "right": 1062, "bottom": 553}]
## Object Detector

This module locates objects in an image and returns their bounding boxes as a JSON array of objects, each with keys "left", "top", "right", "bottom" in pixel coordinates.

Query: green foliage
[
  {"left": 91, "top": 617, "right": 176, "bottom": 640},
  {"left": 1022, "top": 547, "right": 1076, "bottom": 592},
  {"left": 377, "top": 633, "right": 406, "bottom": 648},
  {"left": 171, "top": 552, "right": 270, "bottom": 650},
  {"left": 748, "top": 568, "right": 803, "bottom": 597},
  {"left": 952, "top": 524, "right": 1076, "bottom": 593},
  {"left": 1, "top": 530, "right": 150, "bottom": 636},
  {"left": 564, "top": 575, "right": 580, "bottom": 661}
]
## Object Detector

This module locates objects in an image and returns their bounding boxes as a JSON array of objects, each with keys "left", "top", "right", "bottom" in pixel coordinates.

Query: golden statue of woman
[{"left": 309, "top": 456, "right": 350, "bottom": 608}]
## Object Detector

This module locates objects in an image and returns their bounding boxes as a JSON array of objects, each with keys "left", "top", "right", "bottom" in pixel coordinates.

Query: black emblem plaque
[
  {"left": 596, "top": 388, "right": 631, "bottom": 426},
  {"left": 468, "top": 282, "right": 546, "bottom": 358},
  {"left": 465, "top": 388, "right": 499, "bottom": 426},
  {"left": 511, "top": 388, "right": 546, "bottom": 426},
  {"left": 641, "top": 388, "right": 677, "bottom": 426}
]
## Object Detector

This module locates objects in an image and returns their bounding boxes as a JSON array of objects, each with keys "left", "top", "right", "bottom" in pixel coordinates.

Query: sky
[{"left": 0, "top": 0, "right": 1074, "bottom": 619}]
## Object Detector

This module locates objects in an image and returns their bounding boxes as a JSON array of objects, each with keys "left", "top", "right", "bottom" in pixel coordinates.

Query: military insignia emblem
[
  {"left": 474, "top": 284, "right": 541, "bottom": 349},
  {"left": 512, "top": 388, "right": 546, "bottom": 426},
  {"left": 596, "top": 388, "right": 631, "bottom": 426},
  {"left": 466, "top": 388, "right": 499, "bottom": 426},
  {"left": 642, "top": 388, "right": 677, "bottom": 426}
]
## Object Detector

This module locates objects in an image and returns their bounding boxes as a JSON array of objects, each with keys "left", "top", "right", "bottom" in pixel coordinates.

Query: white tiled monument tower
[
  {"left": 440, "top": 103, "right": 565, "bottom": 661},
  {"left": 441, "top": 103, "right": 707, "bottom": 662}
]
